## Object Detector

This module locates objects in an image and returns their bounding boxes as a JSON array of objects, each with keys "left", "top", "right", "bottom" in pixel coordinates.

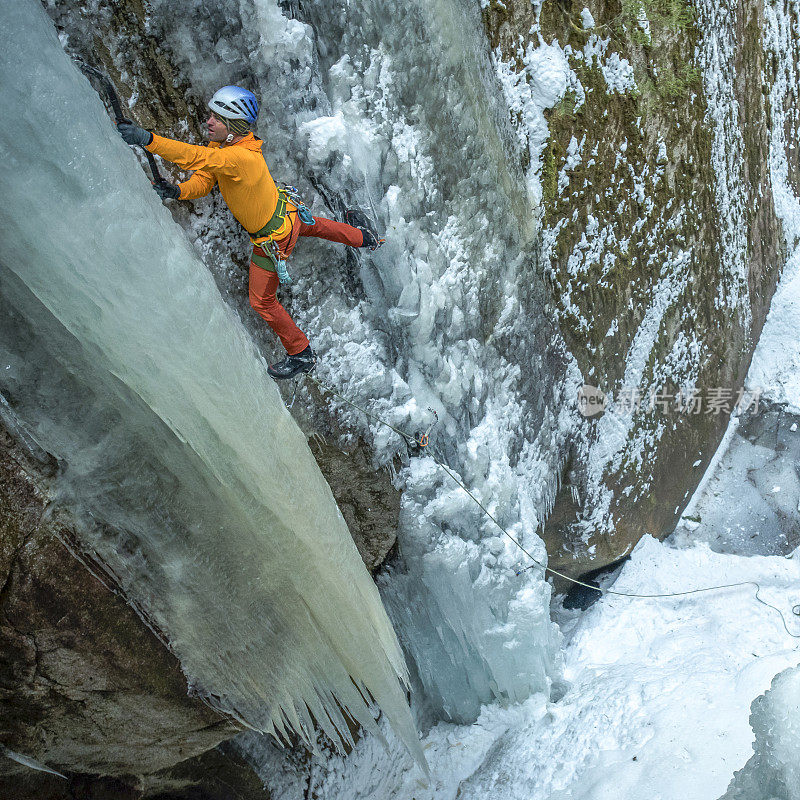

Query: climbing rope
[{"left": 304, "top": 374, "right": 800, "bottom": 639}]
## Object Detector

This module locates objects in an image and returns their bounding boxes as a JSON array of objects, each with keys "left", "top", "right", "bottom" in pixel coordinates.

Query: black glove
[
  {"left": 118, "top": 122, "right": 153, "bottom": 147},
  {"left": 152, "top": 181, "right": 181, "bottom": 200}
]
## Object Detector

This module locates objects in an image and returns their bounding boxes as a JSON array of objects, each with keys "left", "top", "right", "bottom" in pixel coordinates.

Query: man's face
[{"left": 206, "top": 112, "right": 229, "bottom": 142}]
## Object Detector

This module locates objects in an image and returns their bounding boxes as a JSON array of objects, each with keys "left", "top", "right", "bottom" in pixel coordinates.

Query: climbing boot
[
  {"left": 345, "top": 209, "right": 384, "bottom": 251},
  {"left": 267, "top": 346, "right": 317, "bottom": 380}
]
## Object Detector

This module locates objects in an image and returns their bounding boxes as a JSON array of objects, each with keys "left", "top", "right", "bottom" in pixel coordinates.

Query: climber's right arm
[{"left": 118, "top": 125, "right": 223, "bottom": 200}]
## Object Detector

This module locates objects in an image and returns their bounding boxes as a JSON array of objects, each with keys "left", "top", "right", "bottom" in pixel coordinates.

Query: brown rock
[
  {"left": 484, "top": 0, "right": 788, "bottom": 580},
  {"left": 0, "top": 423, "right": 240, "bottom": 783}
]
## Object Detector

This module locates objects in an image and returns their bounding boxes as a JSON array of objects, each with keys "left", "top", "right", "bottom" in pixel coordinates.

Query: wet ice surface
[{"left": 670, "top": 404, "right": 800, "bottom": 557}]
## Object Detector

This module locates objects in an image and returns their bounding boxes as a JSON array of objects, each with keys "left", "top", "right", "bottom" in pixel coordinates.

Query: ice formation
[
  {"left": 257, "top": 536, "right": 800, "bottom": 800},
  {"left": 139, "top": 0, "right": 573, "bottom": 724},
  {"left": 0, "top": 0, "right": 424, "bottom": 764},
  {"left": 5, "top": 0, "right": 800, "bottom": 792},
  {"left": 721, "top": 665, "right": 800, "bottom": 800},
  {"left": 228, "top": 0, "right": 800, "bottom": 793}
]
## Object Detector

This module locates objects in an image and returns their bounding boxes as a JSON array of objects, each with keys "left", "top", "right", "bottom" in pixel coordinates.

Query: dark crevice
[
  {"left": 561, "top": 555, "right": 631, "bottom": 611},
  {"left": 0, "top": 526, "right": 38, "bottom": 623}
]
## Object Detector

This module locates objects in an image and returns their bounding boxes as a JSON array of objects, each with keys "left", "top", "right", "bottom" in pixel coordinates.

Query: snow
[
  {"left": 581, "top": 35, "right": 637, "bottom": 95},
  {"left": 0, "top": 0, "right": 424, "bottom": 765},
  {"left": 579, "top": 254, "right": 689, "bottom": 534},
  {"left": 558, "top": 134, "right": 585, "bottom": 195},
  {"left": 599, "top": 50, "right": 636, "bottom": 94},
  {"left": 493, "top": 40, "right": 573, "bottom": 206},
  {"left": 674, "top": 408, "right": 800, "bottom": 557},
  {"left": 695, "top": 0, "right": 751, "bottom": 327}
]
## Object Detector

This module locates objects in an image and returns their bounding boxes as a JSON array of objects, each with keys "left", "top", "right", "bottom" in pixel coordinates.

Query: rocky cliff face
[
  {"left": 0, "top": 414, "right": 271, "bottom": 798},
  {"left": 483, "top": 0, "right": 788, "bottom": 580}
]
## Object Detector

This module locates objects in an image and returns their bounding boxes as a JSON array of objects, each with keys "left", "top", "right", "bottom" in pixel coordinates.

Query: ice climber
[{"left": 118, "top": 85, "right": 383, "bottom": 380}]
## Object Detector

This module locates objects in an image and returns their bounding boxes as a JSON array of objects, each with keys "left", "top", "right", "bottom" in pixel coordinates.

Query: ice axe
[{"left": 77, "top": 61, "right": 166, "bottom": 188}]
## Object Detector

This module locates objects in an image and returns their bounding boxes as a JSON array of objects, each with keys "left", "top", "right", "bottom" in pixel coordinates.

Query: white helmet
[{"left": 208, "top": 85, "right": 259, "bottom": 125}]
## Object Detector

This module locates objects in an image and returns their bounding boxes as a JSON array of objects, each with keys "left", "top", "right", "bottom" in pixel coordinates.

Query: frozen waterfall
[
  {"left": 0, "top": 0, "right": 424, "bottom": 765},
  {"left": 142, "top": 0, "right": 571, "bottom": 726}
]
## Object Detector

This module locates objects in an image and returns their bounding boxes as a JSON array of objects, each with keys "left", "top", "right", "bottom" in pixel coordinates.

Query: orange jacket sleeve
[
  {"left": 146, "top": 134, "right": 241, "bottom": 178},
  {"left": 178, "top": 169, "right": 217, "bottom": 200}
]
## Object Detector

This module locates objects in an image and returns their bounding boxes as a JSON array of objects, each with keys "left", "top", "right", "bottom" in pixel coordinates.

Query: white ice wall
[
  {"left": 721, "top": 665, "right": 800, "bottom": 799},
  {"left": 0, "top": 0, "right": 423, "bottom": 765}
]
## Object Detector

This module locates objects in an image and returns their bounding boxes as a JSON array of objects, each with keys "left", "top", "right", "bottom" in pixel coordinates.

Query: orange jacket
[{"left": 145, "top": 132, "right": 291, "bottom": 239}]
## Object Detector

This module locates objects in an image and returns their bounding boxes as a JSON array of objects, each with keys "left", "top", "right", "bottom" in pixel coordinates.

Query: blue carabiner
[{"left": 297, "top": 205, "right": 315, "bottom": 225}]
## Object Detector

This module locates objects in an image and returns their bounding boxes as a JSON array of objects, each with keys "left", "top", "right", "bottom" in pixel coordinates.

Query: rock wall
[
  {"left": 484, "top": 0, "right": 787, "bottom": 580},
  {"left": 0, "top": 415, "right": 272, "bottom": 797}
]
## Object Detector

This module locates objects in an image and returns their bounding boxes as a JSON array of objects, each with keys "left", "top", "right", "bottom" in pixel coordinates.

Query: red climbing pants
[{"left": 248, "top": 214, "right": 364, "bottom": 355}]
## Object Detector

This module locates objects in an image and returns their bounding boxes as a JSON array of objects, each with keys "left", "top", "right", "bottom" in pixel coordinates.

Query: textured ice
[
  {"left": 493, "top": 38, "right": 574, "bottom": 206},
  {"left": 138, "top": 0, "right": 573, "bottom": 725},
  {"left": 721, "top": 665, "right": 800, "bottom": 800},
  {"left": 0, "top": 0, "right": 424, "bottom": 764},
  {"left": 261, "top": 536, "right": 800, "bottom": 799}
]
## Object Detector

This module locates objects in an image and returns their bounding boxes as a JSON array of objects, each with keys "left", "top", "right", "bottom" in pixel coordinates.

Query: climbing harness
[
  {"left": 279, "top": 183, "right": 316, "bottom": 226},
  {"left": 251, "top": 240, "right": 291, "bottom": 284},
  {"left": 76, "top": 61, "right": 166, "bottom": 189},
  {"left": 255, "top": 239, "right": 292, "bottom": 285},
  {"left": 249, "top": 189, "right": 292, "bottom": 284},
  {"left": 250, "top": 189, "right": 292, "bottom": 284},
  {"left": 249, "top": 186, "right": 316, "bottom": 285},
  {"left": 251, "top": 188, "right": 289, "bottom": 240},
  {"left": 302, "top": 375, "right": 800, "bottom": 639}
]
